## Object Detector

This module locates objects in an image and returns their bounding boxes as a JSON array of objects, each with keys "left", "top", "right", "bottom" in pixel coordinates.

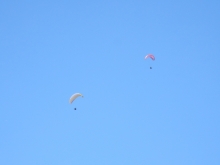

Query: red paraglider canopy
[{"left": 145, "top": 54, "right": 155, "bottom": 60}]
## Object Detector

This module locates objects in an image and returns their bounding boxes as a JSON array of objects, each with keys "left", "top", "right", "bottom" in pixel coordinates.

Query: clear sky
[{"left": 1, "top": 0, "right": 220, "bottom": 165}]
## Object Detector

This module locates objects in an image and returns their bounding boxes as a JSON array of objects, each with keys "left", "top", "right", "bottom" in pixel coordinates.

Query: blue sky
[{"left": 1, "top": 0, "right": 220, "bottom": 164}]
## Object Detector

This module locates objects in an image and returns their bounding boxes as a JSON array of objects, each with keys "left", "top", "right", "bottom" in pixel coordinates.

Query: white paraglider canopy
[{"left": 69, "top": 93, "right": 83, "bottom": 104}]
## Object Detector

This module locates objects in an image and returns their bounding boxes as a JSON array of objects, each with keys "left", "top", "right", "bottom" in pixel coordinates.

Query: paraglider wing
[
  {"left": 145, "top": 54, "right": 155, "bottom": 60},
  {"left": 69, "top": 93, "right": 83, "bottom": 104}
]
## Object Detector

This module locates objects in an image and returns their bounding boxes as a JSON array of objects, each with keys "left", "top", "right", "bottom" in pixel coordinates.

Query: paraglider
[
  {"left": 145, "top": 54, "right": 155, "bottom": 69},
  {"left": 69, "top": 93, "right": 83, "bottom": 110}
]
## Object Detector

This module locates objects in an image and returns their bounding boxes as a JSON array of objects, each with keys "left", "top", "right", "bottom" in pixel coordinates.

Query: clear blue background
[{"left": 1, "top": 1, "right": 220, "bottom": 164}]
